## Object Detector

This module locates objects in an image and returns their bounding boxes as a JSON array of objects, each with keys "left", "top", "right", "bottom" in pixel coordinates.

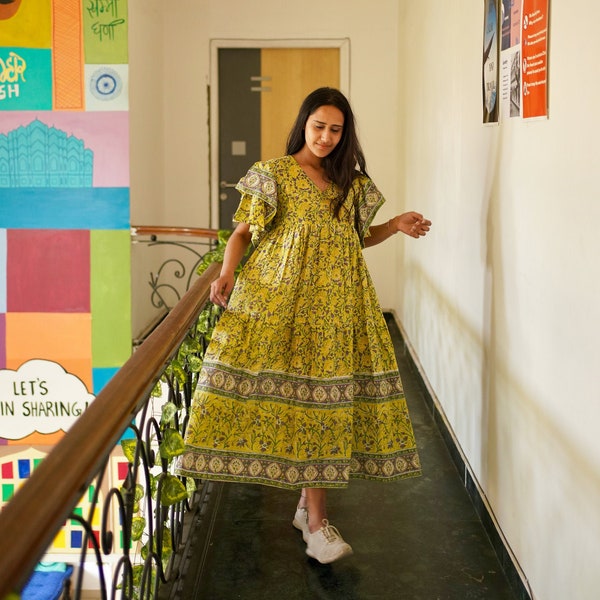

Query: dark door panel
[{"left": 218, "top": 49, "right": 261, "bottom": 229}]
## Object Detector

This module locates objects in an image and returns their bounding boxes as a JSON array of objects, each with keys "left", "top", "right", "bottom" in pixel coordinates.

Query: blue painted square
[
  {"left": 0, "top": 188, "right": 130, "bottom": 229},
  {"left": 70, "top": 530, "right": 83, "bottom": 549},
  {"left": 92, "top": 367, "right": 119, "bottom": 394},
  {"left": 18, "top": 458, "right": 31, "bottom": 478}
]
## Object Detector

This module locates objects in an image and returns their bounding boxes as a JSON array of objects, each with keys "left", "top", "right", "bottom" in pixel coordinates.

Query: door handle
[{"left": 220, "top": 180, "right": 237, "bottom": 189}]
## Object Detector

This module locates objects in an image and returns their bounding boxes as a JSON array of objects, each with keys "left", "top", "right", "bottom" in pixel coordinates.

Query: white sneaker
[
  {"left": 292, "top": 507, "right": 310, "bottom": 542},
  {"left": 305, "top": 519, "right": 353, "bottom": 564}
]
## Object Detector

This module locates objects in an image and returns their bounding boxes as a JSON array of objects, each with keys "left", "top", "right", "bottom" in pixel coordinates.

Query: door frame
[{"left": 208, "top": 38, "right": 351, "bottom": 229}]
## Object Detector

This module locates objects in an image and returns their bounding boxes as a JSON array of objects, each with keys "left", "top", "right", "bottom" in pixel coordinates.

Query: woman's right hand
[
  {"left": 209, "top": 222, "right": 252, "bottom": 307},
  {"left": 210, "top": 272, "right": 235, "bottom": 308}
]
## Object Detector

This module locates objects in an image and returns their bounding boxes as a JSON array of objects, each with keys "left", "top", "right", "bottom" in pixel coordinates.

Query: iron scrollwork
[
  {"left": 145, "top": 238, "right": 216, "bottom": 311},
  {"left": 62, "top": 304, "right": 222, "bottom": 599}
]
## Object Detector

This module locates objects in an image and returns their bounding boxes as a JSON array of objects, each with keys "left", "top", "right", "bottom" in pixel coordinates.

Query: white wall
[
  {"left": 398, "top": 2, "right": 600, "bottom": 599},
  {"left": 129, "top": 2, "right": 164, "bottom": 224}
]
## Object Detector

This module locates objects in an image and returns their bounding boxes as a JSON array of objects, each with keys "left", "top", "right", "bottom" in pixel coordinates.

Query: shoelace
[{"left": 320, "top": 519, "right": 343, "bottom": 543}]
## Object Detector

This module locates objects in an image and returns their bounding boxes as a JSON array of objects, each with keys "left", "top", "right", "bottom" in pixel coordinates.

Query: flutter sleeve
[
  {"left": 349, "top": 175, "right": 385, "bottom": 246},
  {"left": 234, "top": 162, "right": 278, "bottom": 246}
]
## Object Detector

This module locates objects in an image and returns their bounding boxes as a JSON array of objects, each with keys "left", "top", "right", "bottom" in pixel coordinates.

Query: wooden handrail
[
  {"left": 0, "top": 262, "right": 221, "bottom": 596},
  {"left": 131, "top": 225, "right": 219, "bottom": 239}
]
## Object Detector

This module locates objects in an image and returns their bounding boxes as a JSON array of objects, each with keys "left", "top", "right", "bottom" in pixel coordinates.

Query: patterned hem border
[
  {"left": 197, "top": 362, "right": 405, "bottom": 406},
  {"left": 176, "top": 468, "right": 422, "bottom": 491},
  {"left": 176, "top": 449, "right": 421, "bottom": 491}
]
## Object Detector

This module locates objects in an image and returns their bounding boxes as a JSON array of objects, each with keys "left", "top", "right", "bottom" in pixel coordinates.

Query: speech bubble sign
[{"left": 0, "top": 359, "right": 95, "bottom": 440}]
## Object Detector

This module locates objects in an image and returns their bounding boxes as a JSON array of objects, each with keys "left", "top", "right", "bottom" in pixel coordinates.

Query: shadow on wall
[
  {"left": 403, "top": 260, "right": 600, "bottom": 599},
  {"left": 403, "top": 261, "right": 487, "bottom": 474},
  {"left": 480, "top": 129, "right": 600, "bottom": 597}
]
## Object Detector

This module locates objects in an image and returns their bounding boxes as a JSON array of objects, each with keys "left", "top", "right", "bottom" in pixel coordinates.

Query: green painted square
[
  {"left": 71, "top": 506, "right": 83, "bottom": 525},
  {"left": 83, "top": 0, "right": 129, "bottom": 64},
  {"left": 91, "top": 230, "right": 132, "bottom": 367},
  {"left": 120, "top": 530, "right": 131, "bottom": 549},
  {"left": 2, "top": 483, "right": 14, "bottom": 502}
]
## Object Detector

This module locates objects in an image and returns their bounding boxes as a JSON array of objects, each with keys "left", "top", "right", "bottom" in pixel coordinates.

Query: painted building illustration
[
  {"left": 0, "top": 120, "right": 94, "bottom": 187},
  {"left": 0, "top": 0, "right": 131, "bottom": 557}
]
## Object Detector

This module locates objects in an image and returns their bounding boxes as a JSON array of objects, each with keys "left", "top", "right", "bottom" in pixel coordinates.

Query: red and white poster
[{"left": 521, "top": 0, "right": 549, "bottom": 119}]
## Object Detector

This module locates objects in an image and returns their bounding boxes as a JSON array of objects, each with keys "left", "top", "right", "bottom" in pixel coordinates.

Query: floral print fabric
[{"left": 177, "top": 155, "right": 421, "bottom": 489}]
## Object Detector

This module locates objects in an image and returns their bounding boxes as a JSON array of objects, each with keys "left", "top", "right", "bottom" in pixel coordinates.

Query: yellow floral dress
[{"left": 177, "top": 155, "right": 421, "bottom": 489}]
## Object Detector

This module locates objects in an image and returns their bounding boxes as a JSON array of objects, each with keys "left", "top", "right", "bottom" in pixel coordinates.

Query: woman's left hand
[{"left": 390, "top": 212, "right": 432, "bottom": 238}]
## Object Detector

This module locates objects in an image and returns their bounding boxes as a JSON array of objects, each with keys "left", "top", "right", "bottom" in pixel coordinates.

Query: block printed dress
[{"left": 177, "top": 155, "right": 421, "bottom": 489}]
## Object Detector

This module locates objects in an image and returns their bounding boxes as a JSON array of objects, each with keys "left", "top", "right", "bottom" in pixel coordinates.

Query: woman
[{"left": 177, "top": 87, "right": 431, "bottom": 564}]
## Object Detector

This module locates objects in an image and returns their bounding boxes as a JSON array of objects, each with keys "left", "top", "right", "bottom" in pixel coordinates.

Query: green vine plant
[{"left": 118, "top": 230, "right": 245, "bottom": 597}]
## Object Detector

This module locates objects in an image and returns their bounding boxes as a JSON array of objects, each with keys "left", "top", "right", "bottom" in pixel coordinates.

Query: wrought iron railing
[
  {"left": 0, "top": 262, "right": 222, "bottom": 599},
  {"left": 131, "top": 225, "right": 219, "bottom": 304},
  {"left": 130, "top": 225, "right": 221, "bottom": 345}
]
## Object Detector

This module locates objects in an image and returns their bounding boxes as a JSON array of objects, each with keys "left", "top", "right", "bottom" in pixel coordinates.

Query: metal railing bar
[{"left": 131, "top": 226, "right": 219, "bottom": 239}]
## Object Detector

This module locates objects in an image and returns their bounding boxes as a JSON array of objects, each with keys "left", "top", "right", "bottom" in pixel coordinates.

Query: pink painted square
[{"left": 7, "top": 230, "right": 90, "bottom": 312}]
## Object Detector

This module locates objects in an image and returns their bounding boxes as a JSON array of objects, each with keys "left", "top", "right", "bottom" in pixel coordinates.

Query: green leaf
[
  {"left": 169, "top": 359, "right": 186, "bottom": 387},
  {"left": 161, "top": 526, "right": 173, "bottom": 557},
  {"left": 134, "top": 483, "right": 145, "bottom": 502},
  {"left": 131, "top": 516, "right": 146, "bottom": 541},
  {"left": 187, "top": 355, "right": 203, "bottom": 372},
  {"left": 186, "top": 477, "right": 197, "bottom": 496},
  {"left": 160, "top": 474, "right": 188, "bottom": 506},
  {"left": 161, "top": 402, "right": 177, "bottom": 426},
  {"left": 211, "top": 303, "right": 224, "bottom": 319},
  {"left": 132, "top": 564, "right": 144, "bottom": 585},
  {"left": 196, "top": 229, "right": 232, "bottom": 276},
  {"left": 151, "top": 380, "right": 162, "bottom": 397},
  {"left": 121, "top": 439, "right": 137, "bottom": 464},
  {"left": 197, "top": 309, "right": 211, "bottom": 334},
  {"left": 159, "top": 428, "right": 185, "bottom": 461},
  {"left": 217, "top": 228, "right": 232, "bottom": 245},
  {"left": 179, "top": 337, "right": 201, "bottom": 357},
  {"left": 149, "top": 474, "right": 158, "bottom": 499}
]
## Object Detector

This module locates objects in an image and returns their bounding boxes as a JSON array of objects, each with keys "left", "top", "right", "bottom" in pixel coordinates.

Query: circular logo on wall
[{"left": 90, "top": 67, "right": 122, "bottom": 101}]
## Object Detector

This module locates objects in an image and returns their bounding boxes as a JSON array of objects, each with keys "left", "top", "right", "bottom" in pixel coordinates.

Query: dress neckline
[{"left": 288, "top": 155, "right": 333, "bottom": 193}]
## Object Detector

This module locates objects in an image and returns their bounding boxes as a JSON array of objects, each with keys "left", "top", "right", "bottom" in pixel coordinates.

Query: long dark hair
[{"left": 286, "top": 87, "right": 368, "bottom": 218}]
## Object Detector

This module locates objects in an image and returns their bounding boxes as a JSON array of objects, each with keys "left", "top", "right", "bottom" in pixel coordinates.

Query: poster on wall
[
  {"left": 499, "top": 0, "right": 522, "bottom": 119},
  {"left": 483, "top": 0, "right": 550, "bottom": 123},
  {"left": 482, "top": 0, "right": 499, "bottom": 124},
  {"left": 521, "top": 0, "right": 549, "bottom": 119}
]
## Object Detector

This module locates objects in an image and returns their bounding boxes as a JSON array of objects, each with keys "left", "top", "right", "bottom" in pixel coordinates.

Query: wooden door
[
  {"left": 217, "top": 47, "right": 340, "bottom": 229},
  {"left": 260, "top": 48, "right": 340, "bottom": 160}
]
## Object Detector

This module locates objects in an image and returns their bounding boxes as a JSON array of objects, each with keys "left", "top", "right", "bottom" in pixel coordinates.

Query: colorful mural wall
[{"left": 0, "top": 0, "right": 131, "bottom": 555}]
